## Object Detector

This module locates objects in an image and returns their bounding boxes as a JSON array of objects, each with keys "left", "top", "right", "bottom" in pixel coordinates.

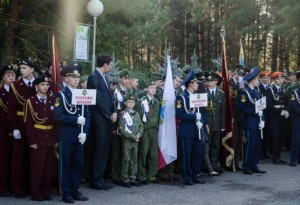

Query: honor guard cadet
[
  {"left": 176, "top": 70, "right": 206, "bottom": 185},
  {"left": 8, "top": 59, "right": 37, "bottom": 198},
  {"left": 204, "top": 71, "right": 225, "bottom": 173},
  {"left": 0, "top": 65, "right": 16, "bottom": 197},
  {"left": 266, "top": 71, "right": 289, "bottom": 164},
  {"left": 118, "top": 94, "right": 143, "bottom": 187},
  {"left": 54, "top": 63, "right": 90, "bottom": 203},
  {"left": 111, "top": 69, "right": 130, "bottom": 185},
  {"left": 137, "top": 80, "right": 160, "bottom": 184},
  {"left": 24, "top": 76, "right": 57, "bottom": 201},
  {"left": 238, "top": 67, "right": 266, "bottom": 175},
  {"left": 288, "top": 71, "right": 300, "bottom": 166}
]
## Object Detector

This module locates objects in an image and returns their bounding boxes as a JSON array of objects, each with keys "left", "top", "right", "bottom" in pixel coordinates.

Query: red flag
[
  {"left": 220, "top": 27, "right": 235, "bottom": 171},
  {"left": 50, "top": 31, "right": 63, "bottom": 94}
]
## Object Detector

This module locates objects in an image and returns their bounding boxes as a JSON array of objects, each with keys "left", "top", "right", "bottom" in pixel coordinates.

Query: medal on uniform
[
  {"left": 176, "top": 100, "right": 181, "bottom": 108},
  {"left": 241, "top": 95, "right": 246, "bottom": 103},
  {"left": 55, "top": 98, "right": 60, "bottom": 107}
]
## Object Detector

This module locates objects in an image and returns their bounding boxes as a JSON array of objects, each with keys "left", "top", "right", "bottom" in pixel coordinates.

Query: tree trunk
[
  {"left": 1, "top": 0, "right": 19, "bottom": 67},
  {"left": 271, "top": 33, "right": 278, "bottom": 72}
]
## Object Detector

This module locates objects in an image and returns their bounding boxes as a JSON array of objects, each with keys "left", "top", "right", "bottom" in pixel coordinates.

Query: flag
[
  {"left": 220, "top": 27, "right": 235, "bottom": 171},
  {"left": 158, "top": 55, "right": 177, "bottom": 170},
  {"left": 239, "top": 38, "right": 245, "bottom": 66},
  {"left": 50, "top": 31, "right": 63, "bottom": 94}
]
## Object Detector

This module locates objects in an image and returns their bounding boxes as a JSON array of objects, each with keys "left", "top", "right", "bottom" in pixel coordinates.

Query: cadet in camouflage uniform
[
  {"left": 137, "top": 80, "right": 160, "bottom": 184},
  {"left": 138, "top": 72, "right": 164, "bottom": 101},
  {"left": 118, "top": 94, "right": 144, "bottom": 187},
  {"left": 111, "top": 69, "right": 130, "bottom": 185},
  {"left": 127, "top": 72, "right": 139, "bottom": 106}
]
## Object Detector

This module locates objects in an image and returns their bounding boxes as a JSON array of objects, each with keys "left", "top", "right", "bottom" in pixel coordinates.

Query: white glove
[
  {"left": 280, "top": 110, "right": 286, "bottom": 116},
  {"left": 221, "top": 129, "right": 225, "bottom": 132},
  {"left": 196, "top": 121, "right": 203, "bottom": 130},
  {"left": 77, "top": 116, "right": 86, "bottom": 125},
  {"left": 78, "top": 133, "right": 86, "bottom": 145},
  {"left": 257, "top": 111, "right": 263, "bottom": 117},
  {"left": 285, "top": 111, "right": 289, "bottom": 119},
  {"left": 196, "top": 113, "right": 201, "bottom": 121},
  {"left": 13, "top": 129, "right": 21, "bottom": 139},
  {"left": 259, "top": 121, "right": 265, "bottom": 129}
]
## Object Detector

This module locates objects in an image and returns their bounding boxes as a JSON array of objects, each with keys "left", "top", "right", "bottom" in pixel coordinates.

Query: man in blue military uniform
[
  {"left": 176, "top": 70, "right": 206, "bottom": 185},
  {"left": 266, "top": 71, "right": 289, "bottom": 164},
  {"left": 54, "top": 63, "right": 90, "bottom": 203},
  {"left": 289, "top": 71, "right": 300, "bottom": 166},
  {"left": 238, "top": 67, "right": 266, "bottom": 175}
]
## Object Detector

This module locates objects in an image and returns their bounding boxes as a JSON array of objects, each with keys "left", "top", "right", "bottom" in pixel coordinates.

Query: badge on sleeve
[
  {"left": 176, "top": 100, "right": 182, "bottom": 108},
  {"left": 241, "top": 95, "right": 246, "bottom": 103},
  {"left": 291, "top": 94, "right": 295, "bottom": 101},
  {"left": 55, "top": 98, "right": 60, "bottom": 107}
]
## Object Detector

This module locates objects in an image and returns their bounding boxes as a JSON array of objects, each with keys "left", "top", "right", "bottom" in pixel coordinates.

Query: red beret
[
  {"left": 259, "top": 71, "right": 271, "bottom": 77},
  {"left": 271, "top": 71, "right": 283, "bottom": 79}
]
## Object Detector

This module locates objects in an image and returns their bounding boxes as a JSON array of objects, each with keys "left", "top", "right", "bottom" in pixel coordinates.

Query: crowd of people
[{"left": 0, "top": 54, "right": 299, "bottom": 203}]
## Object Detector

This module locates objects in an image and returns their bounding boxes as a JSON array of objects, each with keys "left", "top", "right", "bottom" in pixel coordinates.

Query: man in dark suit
[{"left": 87, "top": 54, "right": 117, "bottom": 190}]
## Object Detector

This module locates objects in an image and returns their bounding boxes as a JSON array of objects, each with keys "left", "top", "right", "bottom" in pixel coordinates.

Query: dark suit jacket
[{"left": 87, "top": 69, "right": 116, "bottom": 124}]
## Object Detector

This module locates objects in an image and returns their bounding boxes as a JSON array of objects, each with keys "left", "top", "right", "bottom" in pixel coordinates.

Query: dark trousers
[
  {"left": 11, "top": 138, "right": 28, "bottom": 196},
  {"left": 0, "top": 138, "right": 12, "bottom": 193},
  {"left": 30, "top": 147, "right": 54, "bottom": 199},
  {"left": 262, "top": 120, "right": 271, "bottom": 156},
  {"left": 111, "top": 134, "right": 122, "bottom": 181},
  {"left": 233, "top": 120, "right": 244, "bottom": 166},
  {"left": 242, "top": 129, "right": 261, "bottom": 170},
  {"left": 269, "top": 120, "right": 284, "bottom": 161},
  {"left": 180, "top": 137, "right": 202, "bottom": 182},
  {"left": 290, "top": 124, "right": 300, "bottom": 163},
  {"left": 208, "top": 131, "right": 221, "bottom": 168},
  {"left": 60, "top": 141, "right": 83, "bottom": 198},
  {"left": 90, "top": 121, "right": 112, "bottom": 184}
]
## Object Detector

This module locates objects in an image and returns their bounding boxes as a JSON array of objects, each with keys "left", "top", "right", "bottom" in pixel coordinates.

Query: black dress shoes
[
  {"left": 149, "top": 179, "right": 160, "bottom": 184},
  {"left": 72, "top": 194, "right": 89, "bottom": 201},
  {"left": 121, "top": 181, "right": 132, "bottom": 188},
  {"left": 235, "top": 166, "right": 243, "bottom": 171},
  {"left": 290, "top": 162, "right": 296, "bottom": 166},
  {"left": 0, "top": 192, "right": 12, "bottom": 197},
  {"left": 279, "top": 159, "right": 287, "bottom": 164},
  {"left": 214, "top": 167, "right": 224, "bottom": 174},
  {"left": 43, "top": 196, "right": 53, "bottom": 201},
  {"left": 184, "top": 181, "right": 194, "bottom": 185},
  {"left": 192, "top": 178, "right": 206, "bottom": 184},
  {"left": 89, "top": 183, "right": 110, "bottom": 190},
  {"left": 113, "top": 180, "right": 123, "bottom": 186},
  {"left": 31, "top": 197, "right": 44, "bottom": 201},
  {"left": 62, "top": 197, "right": 75, "bottom": 203},
  {"left": 243, "top": 169, "right": 253, "bottom": 175},
  {"left": 140, "top": 180, "right": 149, "bottom": 185},
  {"left": 130, "top": 181, "right": 142, "bottom": 186},
  {"left": 251, "top": 169, "right": 266, "bottom": 174},
  {"left": 273, "top": 159, "right": 280, "bottom": 164}
]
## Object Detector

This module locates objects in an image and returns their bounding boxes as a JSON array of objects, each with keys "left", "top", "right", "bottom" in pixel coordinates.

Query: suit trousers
[
  {"left": 242, "top": 129, "right": 261, "bottom": 170},
  {"left": 90, "top": 120, "right": 112, "bottom": 184},
  {"left": 208, "top": 131, "right": 221, "bottom": 168}
]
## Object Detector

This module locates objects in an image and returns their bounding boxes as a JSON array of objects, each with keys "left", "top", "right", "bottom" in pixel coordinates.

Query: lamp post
[{"left": 87, "top": 0, "right": 104, "bottom": 72}]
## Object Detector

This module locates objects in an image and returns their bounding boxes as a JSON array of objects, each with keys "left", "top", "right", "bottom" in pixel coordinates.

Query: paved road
[{"left": 1, "top": 152, "right": 300, "bottom": 205}]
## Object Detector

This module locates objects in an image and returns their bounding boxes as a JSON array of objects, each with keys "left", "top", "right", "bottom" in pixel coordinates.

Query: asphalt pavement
[{"left": 1, "top": 151, "right": 300, "bottom": 205}]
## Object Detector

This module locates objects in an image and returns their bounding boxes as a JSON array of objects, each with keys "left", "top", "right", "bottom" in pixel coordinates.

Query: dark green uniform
[
  {"left": 137, "top": 95, "right": 160, "bottom": 182},
  {"left": 118, "top": 108, "right": 143, "bottom": 183}
]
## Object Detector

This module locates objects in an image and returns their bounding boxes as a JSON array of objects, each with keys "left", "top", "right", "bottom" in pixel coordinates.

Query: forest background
[{"left": 1, "top": 0, "right": 299, "bottom": 77}]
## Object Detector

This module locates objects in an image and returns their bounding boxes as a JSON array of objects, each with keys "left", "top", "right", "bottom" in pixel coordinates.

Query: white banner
[
  {"left": 74, "top": 23, "right": 90, "bottom": 61},
  {"left": 255, "top": 96, "right": 266, "bottom": 113},
  {"left": 72, "top": 89, "right": 96, "bottom": 105},
  {"left": 189, "top": 93, "right": 208, "bottom": 108}
]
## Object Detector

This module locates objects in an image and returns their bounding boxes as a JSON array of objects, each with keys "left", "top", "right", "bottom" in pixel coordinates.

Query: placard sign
[
  {"left": 72, "top": 89, "right": 96, "bottom": 105},
  {"left": 255, "top": 96, "right": 266, "bottom": 113},
  {"left": 74, "top": 23, "right": 90, "bottom": 61},
  {"left": 189, "top": 93, "right": 208, "bottom": 108}
]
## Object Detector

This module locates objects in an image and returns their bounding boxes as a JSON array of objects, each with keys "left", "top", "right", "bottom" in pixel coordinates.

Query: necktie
[
  {"left": 103, "top": 74, "right": 109, "bottom": 88},
  {"left": 211, "top": 90, "right": 215, "bottom": 98},
  {"left": 40, "top": 98, "right": 45, "bottom": 104},
  {"left": 28, "top": 82, "right": 31, "bottom": 87}
]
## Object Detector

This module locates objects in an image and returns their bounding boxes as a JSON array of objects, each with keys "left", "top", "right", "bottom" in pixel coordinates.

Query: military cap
[
  {"left": 195, "top": 71, "right": 206, "bottom": 82},
  {"left": 60, "top": 62, "right": 82, "bottom": 77},
  {"left": 271, "top": 71, "right": 283, "bottom": 79},
  {"left": 145, "top": 79, "right": 156, "bottom": 87},
  {"left": 124, "top": 93, "right": 135, "bottom": 101},
  {"left": 129, "top": 72, "right": 139, "bottom": 79},
  {"left": 243, "top": 67, "right": 260, "bottom": 81},
  {"left": 119, "top": 69, "right": 130, "bottom": 78},
  {"left": 204, "top": 71, "right": 219, "bottom": 81},
  {"left": 259, "top": 71, "right": 271, "bottom": 78},
  {"left": 33, "top": 75, "right": 50, "bottom": 86},
  {"left": 182, "top": 69, "right": 198, "bottom": 86},
  {"left": 80, "top": 75, "right": 88, "bottom": 83},
  {"left": 150, "top": 72, "right": 163, "bottom": 81},
  {"left": 287, "top": 71, "right": 296, "bottom": 76},
  {"left": 18, "top": 58, "right": 35, "bottom": 68},
  {"left": 0, "top": 65, "right": 16, "bottom": 78},
  {"left": 176, "top": 72, "right": 186, "bottom": 81}
]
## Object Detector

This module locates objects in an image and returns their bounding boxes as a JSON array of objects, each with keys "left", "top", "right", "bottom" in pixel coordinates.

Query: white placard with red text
[
  {"left": 189, "top": 93, "right": 208, "bottom": 108},
  {"left": 255, "top": 96, "right": 266, "bottom": 113},
  {"left": 72, "top": 89, "right": 96, "bottom": 105}
]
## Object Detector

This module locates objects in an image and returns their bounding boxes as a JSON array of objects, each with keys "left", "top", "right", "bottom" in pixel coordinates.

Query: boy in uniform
[
  {"left": 54, "top": 63, "right": 90, "bottom": 203},
  {"left": 118, "top": 94, "right": 143, "bottom": 187}
]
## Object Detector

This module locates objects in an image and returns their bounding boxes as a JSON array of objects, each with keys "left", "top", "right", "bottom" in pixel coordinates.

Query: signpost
[{"left": 255, "top": 96, "right": 266, "bottom": 139}]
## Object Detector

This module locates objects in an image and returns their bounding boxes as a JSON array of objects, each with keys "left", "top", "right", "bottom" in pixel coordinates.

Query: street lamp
[{"left": 87, "top": 0, "right": 104, "bottom": 72}]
